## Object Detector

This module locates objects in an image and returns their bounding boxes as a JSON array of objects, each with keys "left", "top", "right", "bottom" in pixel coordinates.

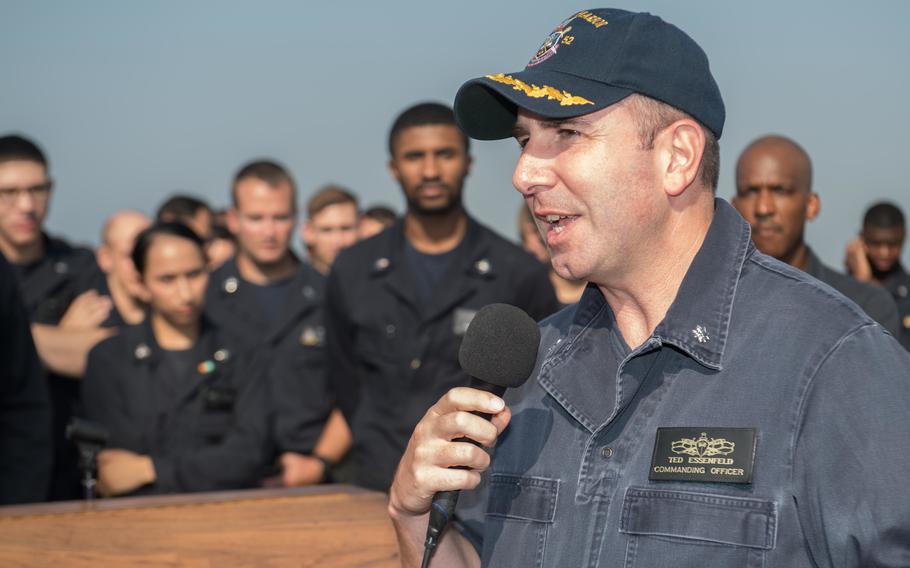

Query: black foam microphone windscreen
[{"left": 457, "top": 303, "right": 541, "bottom": 390}]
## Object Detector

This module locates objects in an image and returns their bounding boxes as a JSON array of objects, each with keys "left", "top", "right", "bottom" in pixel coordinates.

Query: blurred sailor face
[
  {"left": 863, "top": 225, "right": 905, "bottom": 274},
  {"left": 303, "top": 202, "right": 359, "bottom": 269},
  {"left": 733, "top": 141, "right": 817, "bottom": 263},
  {"left": 389, "top": 125, "right": 471, "bottom": 216},
  {"left": 230, "top": 177, "right": 296, "bottom": 265},
  {"left": 0, "top": 160, "right": 51, "bottom": 251},
  {"left": 140, "top": 234, "right": 208, "bottom": 328}
]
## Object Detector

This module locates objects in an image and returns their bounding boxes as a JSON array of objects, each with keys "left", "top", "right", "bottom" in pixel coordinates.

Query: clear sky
[{"left": 2, "top": 0, "right": 908, "bottom": 267}]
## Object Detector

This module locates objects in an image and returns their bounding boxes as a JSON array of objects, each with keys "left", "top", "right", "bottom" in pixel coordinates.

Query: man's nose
[
  {"left": 15, "top": 188, "right": 37, "bottom": 213},
  {"left": 422, "top": 156, "right": 440, "bottom": 179},
  {"left": 512, "top": 150, "right": 555, "bottom": 198},
  {"left": 176, "top": 277, "right": 193, "bottom": 301},
  {"left": 755, "top": 188, "right": 776, "bottom": 217},
  {"left": 870, "top": 243, "right": 892, "bottom": 258}
]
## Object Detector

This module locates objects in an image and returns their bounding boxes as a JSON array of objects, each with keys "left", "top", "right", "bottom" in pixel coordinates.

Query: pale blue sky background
[{"left": 2, "top": 1, "right": 908, "bottom": 267}]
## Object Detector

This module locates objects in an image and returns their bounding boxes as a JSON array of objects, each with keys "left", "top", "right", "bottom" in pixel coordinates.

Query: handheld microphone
[
  {"left": 66, "top": 418, "right": 110, "bottom": 501},
  {"left": 66, "top": 418, "right": 109, "bottom": 446},
  {"left": 421, "top": 303, "right": 540, "bottom": 566}
]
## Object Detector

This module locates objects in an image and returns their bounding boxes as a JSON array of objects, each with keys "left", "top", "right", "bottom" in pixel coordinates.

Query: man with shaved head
[
  {"left": 96, "top": 210, "right": 151, "bottom": 326},
  {"left": 732, "top": 135, "right": 899, "bottom": 333}
]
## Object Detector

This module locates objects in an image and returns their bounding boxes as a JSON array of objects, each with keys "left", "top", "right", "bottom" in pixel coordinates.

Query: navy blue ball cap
[{"left": 454, "top": 8, "right": 725, "bottom": 141}]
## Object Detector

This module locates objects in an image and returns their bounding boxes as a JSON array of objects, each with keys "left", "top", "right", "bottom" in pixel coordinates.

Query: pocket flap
[
  {"left": 486, "top": 473, "right": 559, "bottom": 523},
  {"left": 620, "top": 487, "right": 776, "bottom": 549}
]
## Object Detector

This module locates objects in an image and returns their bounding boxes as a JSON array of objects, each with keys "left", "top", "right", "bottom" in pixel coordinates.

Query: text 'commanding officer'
[{"left": 388, "top": 8, "right": 910, "bottom": 568}]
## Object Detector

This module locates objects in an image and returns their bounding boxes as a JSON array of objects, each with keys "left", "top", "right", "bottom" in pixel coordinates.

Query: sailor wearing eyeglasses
[{"left": 0, "top": 133, "right": 108, "bottom": 501}]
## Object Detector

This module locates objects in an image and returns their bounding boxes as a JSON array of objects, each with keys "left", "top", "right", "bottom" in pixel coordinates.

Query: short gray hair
[{"left": 624, "top": 94, "right": 720, "bottom": 191}]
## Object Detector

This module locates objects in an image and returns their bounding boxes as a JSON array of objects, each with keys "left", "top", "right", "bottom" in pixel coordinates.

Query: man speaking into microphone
[{"left": 388, "top": 8, "right": 910, "bottom": 567}]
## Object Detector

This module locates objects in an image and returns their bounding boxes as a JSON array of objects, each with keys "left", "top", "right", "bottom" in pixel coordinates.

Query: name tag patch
[
  {"left": 649, "top": 427, "right": 756, "bottom": 484},
  {"left": 452, "top": 308, "right": 478, "bottom": 336}
]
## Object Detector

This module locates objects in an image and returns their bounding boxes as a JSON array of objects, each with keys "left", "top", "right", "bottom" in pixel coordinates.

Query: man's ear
[
  {"left": 96, "top": 245, "right": 112, "bottom": 274},
  {"left": 226, "top": 208, "right": 239, "bottom": 234},
  {"left": 387, "top": 158, "right": 402, "bottom": 184},
  {"left": 301, "top": 221, "right": 314, "bottom": 247},
  {"left": 806, "top": 192, "right": 821, "bottom": 222},
  {"left": 660, "top": 119, "right": 705, "bottom": 197},
  {"left": 135, "top": 279, "right": 152, "bottom": 304}
]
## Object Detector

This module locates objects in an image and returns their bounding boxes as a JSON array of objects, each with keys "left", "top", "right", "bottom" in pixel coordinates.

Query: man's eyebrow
[
  {"left": 539, "top": 117, "right": 592, "bottom": 129},
  {"left": 511, "top": 116, "right": 593, "bottom": 137}
]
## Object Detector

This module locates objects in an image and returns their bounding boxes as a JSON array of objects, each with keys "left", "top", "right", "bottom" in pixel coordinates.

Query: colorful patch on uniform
[
  {"left": 484, "top": 74, "right": 594, "bottom": 107},
  {"left": 650, "top": 428, "right": 756, "bottom": 484},
  {"left": 197, "top": 360, "right": 216, "bottom": 375}
]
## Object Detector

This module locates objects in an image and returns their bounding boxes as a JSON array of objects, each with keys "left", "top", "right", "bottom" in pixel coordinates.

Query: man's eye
[
  {"left": 515, "top": 137, "right": 529, "bottom": 149},
  {"left": 558, "top": 129, "right": 581, "bottom": 139}
]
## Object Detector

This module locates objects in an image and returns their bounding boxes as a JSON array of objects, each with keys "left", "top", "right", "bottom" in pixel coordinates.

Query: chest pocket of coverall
[
  {"left": 196, "top": 384, "right": 236, "bottom": 444},
  {"left": 355, "top": 322, "right": 402, "bottom": 370},
  {"left": 619, "top": 487, "right": 776, "bottom": 568},
  {"left": 482, "top": 473, "right": 558, "bottom": 568}
]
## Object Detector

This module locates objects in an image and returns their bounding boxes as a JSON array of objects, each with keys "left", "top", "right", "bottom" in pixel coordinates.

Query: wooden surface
[{"left": 0, "top": 485, "right": 400, "bottom": 567}]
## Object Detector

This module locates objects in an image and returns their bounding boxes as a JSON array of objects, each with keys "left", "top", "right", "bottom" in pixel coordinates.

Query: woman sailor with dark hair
[{"left": 81, "top": 222, "right": 271, "bottom": 496}]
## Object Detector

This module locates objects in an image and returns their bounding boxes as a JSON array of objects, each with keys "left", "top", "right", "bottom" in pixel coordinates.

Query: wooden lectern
[{"left": 0, "top": 485, "right": 400, "bottom": 566}]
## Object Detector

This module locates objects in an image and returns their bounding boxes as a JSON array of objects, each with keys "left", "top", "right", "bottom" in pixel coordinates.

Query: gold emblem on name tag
[{"left": 672, "top": 432, "right": 735, "bottom": 458}]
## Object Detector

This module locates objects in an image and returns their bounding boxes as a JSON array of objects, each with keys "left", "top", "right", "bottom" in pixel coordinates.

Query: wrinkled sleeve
[
  {"left": 793, "top": 324, "right": 910, "bottom": 567},
  {"left": 268, "top": 343, "right": 333, "bottom": 455},
  {"left": 82, "top": 343, "right": 143, "bottom": 452}
]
